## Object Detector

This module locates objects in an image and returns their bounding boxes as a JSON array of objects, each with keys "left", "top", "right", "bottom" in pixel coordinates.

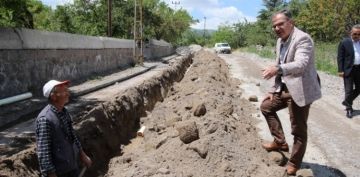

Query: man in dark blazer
[
  {"left": 337, "top": 24, "right": 360, "bottom": 118},
  {"left": 261, "top": 10, "right": 321, "bottom": 175}
]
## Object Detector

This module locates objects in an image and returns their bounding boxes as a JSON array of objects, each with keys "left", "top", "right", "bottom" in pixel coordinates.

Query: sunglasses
[{"left": 352, "top": 33, "right": 360, "bottom": 36}]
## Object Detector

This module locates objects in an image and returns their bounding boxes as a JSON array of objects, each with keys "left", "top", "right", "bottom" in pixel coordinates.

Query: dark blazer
[
  {"left": 36, "top": 105, "right": 79, "bottom": 175},
  {"left": 337, "top": 37, "right": 355, "bottom": 77}
]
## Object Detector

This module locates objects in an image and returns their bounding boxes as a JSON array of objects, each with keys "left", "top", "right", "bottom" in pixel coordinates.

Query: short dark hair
[
  {"left": 353, "top": 24, "right": 360, "bottom": 30},
  {"left": 272, "top": 9, "right": 293, "bottom": 20}
]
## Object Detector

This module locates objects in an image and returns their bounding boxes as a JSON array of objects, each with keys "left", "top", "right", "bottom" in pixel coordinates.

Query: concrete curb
[
  {"left": 0, "top": 64, "right": 158, "bottom": 130},
  {"left": 70, "top": 65, "right": 156, "bottom": 97}
]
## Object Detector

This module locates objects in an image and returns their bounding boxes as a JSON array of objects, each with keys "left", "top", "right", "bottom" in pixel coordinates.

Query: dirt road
[
  {"left": 1, "top": 48, "right": 359, "bottom": 177},
  {"left": 220, "top": 52, "right": 360, "bottom": 177}
]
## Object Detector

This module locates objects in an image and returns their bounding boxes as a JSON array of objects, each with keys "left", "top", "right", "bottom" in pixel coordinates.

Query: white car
[{"left": 214, "top": 43, "right": 231, "bottom": 54}]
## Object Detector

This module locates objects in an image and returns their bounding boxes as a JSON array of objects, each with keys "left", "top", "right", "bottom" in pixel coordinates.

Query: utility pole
[
  {"left": 134, "top": 0, "right": 143, "bottom": 65},
  {"left": 203, "top": 16, "right": 207, "bottom": 45},
  {"left": 172, "top": 1, "right": 180, "bottom": 11},
  {"left": 107, "top": 0, "right": 112, "bottom": 37},
  {"left": 203, "top": 16, "right": 206, "bottom": 38}
]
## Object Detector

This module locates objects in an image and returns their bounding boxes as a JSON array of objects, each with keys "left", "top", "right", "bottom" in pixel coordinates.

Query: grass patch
[
  {"left": 239, "top": 45, "right": 276, "bottom": 59},
  {"left": 314, "top": 42, "right": 338, "bottom": 75},
  {"left": 239, "top": 42, "right": 338, "bottom": 75}
]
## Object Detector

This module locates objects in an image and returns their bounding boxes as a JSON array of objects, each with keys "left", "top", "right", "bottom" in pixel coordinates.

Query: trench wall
[
  {"left": 0, "top": 51, "right": 193, "bottom": 177},
  {"left": 0, "top": 28, "right": 174, "bottom": 99},
  {"left": 78, "top": 53, "right": 193, "bottom": 176}
]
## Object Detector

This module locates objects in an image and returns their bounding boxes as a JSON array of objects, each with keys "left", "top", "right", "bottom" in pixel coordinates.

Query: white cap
[{"left": 43, "top": 80, "right": 70, "bottom": 98}]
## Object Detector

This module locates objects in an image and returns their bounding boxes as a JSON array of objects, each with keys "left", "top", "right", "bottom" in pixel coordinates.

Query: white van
[{"left": 214, "top": 43, "right": 231, "bottom": 54}]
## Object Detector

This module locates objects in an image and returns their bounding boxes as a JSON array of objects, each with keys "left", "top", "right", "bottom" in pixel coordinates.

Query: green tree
[
  {"left": 71, "top": 0, "right": 107, "bottom": 36},
  {"left": 243, "top": 23, "right": 271, "bottom": 46},
  {"left": 0, "top": 0, "right": 196, "bottom": 44},
  {"left": 151, "top": 2, "right": 194, "bottom": 43},
  {"left": 177, "top": 29, "right": 204, "bottom": 46},
  {"left": 255, "top": 0, "right": 286, "bottom": 45},
  {"left": 210, "top": 25, "right": 236, "bottom": 47},
  {"left": 31, "top": 1, "right": 52, "bottom": 30},
  {"left": 296, "top": 0, "right": 360, "bottom": 42},
  {"left": 50, "top": 5, "right": 75, "bottom": 33},
  {"left": 0, "top": 0, "right": 35, "bottom": 28}
]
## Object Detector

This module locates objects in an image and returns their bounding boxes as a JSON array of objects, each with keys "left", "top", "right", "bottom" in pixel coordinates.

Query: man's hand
[
  {"left": 80, "top": 150, "right": 92, "bottom": 167},
  {"left": 262, "top": 65, "right": 279, "bottom": 80},
  {"left": 338, "top": 72, "right": 344, "bottom": 77}
]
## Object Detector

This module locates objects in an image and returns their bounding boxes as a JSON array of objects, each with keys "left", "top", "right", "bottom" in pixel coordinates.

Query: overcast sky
[{"left": 40, "top": 0, "right": 263, "bottom": 30}]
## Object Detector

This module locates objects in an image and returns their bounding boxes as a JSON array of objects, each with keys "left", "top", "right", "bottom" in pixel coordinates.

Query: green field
[{"left": 239, "top": 42, "right": 338, "bottom": 75}]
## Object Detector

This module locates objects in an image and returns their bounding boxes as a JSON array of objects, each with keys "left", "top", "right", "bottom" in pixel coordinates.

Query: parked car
[{"left": 214, "top": 43, "right": 231, "bottom": 54}]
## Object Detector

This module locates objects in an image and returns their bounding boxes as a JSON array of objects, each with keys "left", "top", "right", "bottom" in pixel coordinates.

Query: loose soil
[
  {"left": 0, "top": 48, "right": 286, "bottom": 177},
  {"left": 104, "top": 49, "right": 284, "bottom": 177}
]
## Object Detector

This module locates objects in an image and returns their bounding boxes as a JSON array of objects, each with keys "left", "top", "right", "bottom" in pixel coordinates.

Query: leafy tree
[
  {"left": 210, "top": 25, "right": 236, "bottom": 47},
  {"left": 0, "top": 0, "right": 35, "bottom": 28},
  {"left": 50, "top": 5, "right": 75, "bottom": 33},
  {"left": 152, "top": 2, "right": 194, "bottom": 43},
  {"left": 296, "top": 0, "right": 360, "bottom": 41},
  {"left": 287, "top": 0, "right": 306, "bottom": 18},
  {"left": 177, "top": 29, "right": 204, "bottom": 46},
  {"left": 243, "top": 23, "right": 272, "bottom": 46},
  {"left": 70, "top": 0, "right": 107, "bottom": 36},
  {"left": 31, "top": 1, "right": 52, "bottom": 30}
]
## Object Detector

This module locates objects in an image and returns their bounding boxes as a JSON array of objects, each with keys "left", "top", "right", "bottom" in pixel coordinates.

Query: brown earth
[
  {"left": 0, "top": 49, "right": 286, "bottom": 177},
  {"left": 104, "top": 50, "right": 285, "bottom": 177}
]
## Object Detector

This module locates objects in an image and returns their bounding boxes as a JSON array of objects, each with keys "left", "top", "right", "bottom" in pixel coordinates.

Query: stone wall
[{"left": 0, "top": 28, "right": 174, "bottom": 99}]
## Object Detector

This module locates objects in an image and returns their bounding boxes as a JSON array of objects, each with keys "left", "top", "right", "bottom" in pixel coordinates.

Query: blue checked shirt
[{"left": 35, "top": 104, "right": 82, "bottom": 176}]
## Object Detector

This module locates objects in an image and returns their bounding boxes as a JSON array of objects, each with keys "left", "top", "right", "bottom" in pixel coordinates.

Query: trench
[
  {"left": 77, "top": 54, "right": 193, "bottom": 177},
  {"left": 0, "top": 52, "right": 193, "bottom": 177}
]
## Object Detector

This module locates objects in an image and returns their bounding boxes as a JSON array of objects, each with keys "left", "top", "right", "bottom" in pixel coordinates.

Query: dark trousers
[
  {"left": 57, "top": 169, "right": 80, "bottom": 177},
  {"left": 344, "top": 66, "right": 360, "bottom": 110},
  {"left": 41, "top": 169, "right": 79, "bottom": 177},
  {"left": 260, "top": 88, "right": 310, "bottom": 168}
]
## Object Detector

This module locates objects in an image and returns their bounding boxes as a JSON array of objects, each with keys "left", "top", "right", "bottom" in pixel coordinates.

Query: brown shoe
[
  {"left": 286, "top": 165, "right": 298, "bottom": 175},
  {"left": 262, "top": 141, "right": 289, "bottom": 152}
]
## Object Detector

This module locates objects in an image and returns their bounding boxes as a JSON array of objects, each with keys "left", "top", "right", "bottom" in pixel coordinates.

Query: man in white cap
[{"left": 35, "top": 80, "right": 92, "bottom": 177}]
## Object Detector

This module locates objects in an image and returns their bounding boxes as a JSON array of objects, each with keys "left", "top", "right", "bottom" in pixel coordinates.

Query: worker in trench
[{"left": 35, "top": 80, "right": 92, "bottom": 177}]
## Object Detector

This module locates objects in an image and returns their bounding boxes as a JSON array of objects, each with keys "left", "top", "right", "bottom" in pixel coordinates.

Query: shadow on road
[
  {"left": 351, "top": 109, "right": 360, "bottom": 119},
  {"left": 302, "top": 162, "right": 347, "bottom": 177}
]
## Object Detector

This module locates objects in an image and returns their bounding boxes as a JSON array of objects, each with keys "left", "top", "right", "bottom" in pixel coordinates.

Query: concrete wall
[{"left": 0, "top": 28, "right": 174, "bottom": 99}]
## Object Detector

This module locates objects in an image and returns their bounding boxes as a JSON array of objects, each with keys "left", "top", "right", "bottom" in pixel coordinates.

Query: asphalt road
[{"left": 220, "top": 51, "right": 360, "bottom": 177}]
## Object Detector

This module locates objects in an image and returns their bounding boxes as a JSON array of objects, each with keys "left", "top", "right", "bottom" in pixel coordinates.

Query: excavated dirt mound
[
  {"left": 104, "top": 50, "right": 284, "bottom": 177},
  {"left": 0, "top": 48, "right": 285, "bottom": 177}
]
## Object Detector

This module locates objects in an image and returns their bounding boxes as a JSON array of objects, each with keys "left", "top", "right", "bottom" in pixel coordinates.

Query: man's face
[
  {"left": 272, "top": 14, "right": 294, "bottom": 40},
  {"left": 351, "top": 28, "right": 360, "bottom": 42},
  {"left": 52, "top": 84, "right": 70, "bottom": 105}
]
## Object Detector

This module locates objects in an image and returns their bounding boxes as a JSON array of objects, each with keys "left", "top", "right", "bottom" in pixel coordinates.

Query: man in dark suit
[{"left": 337, "top": 24, "right": 360, "bottom": 118}]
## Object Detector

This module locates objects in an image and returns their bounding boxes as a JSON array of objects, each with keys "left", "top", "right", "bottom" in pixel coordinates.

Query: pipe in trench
[{"left": 0, "top": 92, "right": 33, "bottom": 106}]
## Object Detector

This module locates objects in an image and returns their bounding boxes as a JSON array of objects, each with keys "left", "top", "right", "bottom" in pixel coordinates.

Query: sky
[{"left": 40, "top": 0, "right": 264, "bottom": 30}]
